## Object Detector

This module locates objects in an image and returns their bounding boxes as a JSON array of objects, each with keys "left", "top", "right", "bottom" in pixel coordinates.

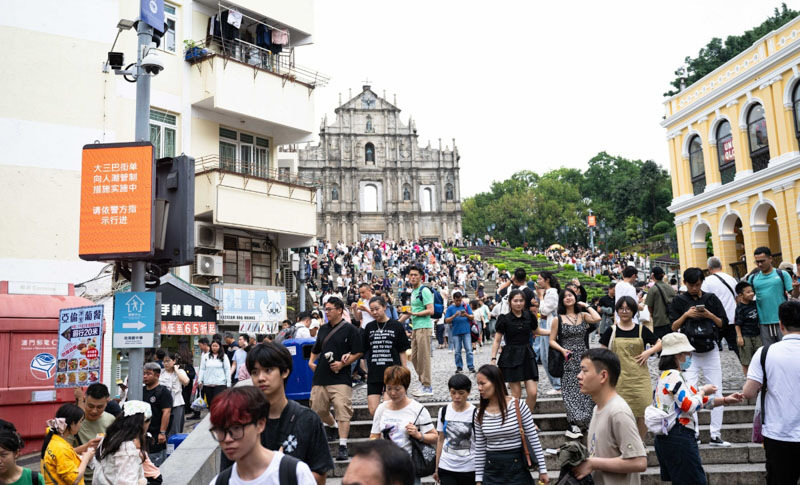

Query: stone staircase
[{"left": 325, "top": 396, "right": 765, "bottom": 484}]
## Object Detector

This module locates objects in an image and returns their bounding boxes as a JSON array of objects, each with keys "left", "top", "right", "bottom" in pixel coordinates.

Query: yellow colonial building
[{"left": 663, "top": 17, "right": 800, "bottom": 278}]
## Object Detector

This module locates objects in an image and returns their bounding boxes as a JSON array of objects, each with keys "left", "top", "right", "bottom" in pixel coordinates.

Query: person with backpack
[
  {"left": 208, "top": 387, "right": 316, "bottom": 485},
  {"left": 645, "top": 267, "right": 675, "bottom": 341},
  {"left": 398, "top": 266, "right": 436, "bottom": 397},
  {"left": 702, "top": 257, "right": 739, "bottom": 356},
  {"left": 748, "top": 246, "right": 799, "bottom": 345},
  {"left": 434, "top": 374, "right": 476, "bottom": 485},
  {"left": 0, "top": 420, "right": 44, "bottom": 484},
  {"left": 742, "top": 300, "right": 800, "bottom": 485},
  {"left": 668, "top": 267, "right": 730, "bottom": 447}
]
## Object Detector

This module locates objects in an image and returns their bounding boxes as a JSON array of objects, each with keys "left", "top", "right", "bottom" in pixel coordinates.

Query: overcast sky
[{"left": 301, "top": 0, "right": 797, "bottom": 198}]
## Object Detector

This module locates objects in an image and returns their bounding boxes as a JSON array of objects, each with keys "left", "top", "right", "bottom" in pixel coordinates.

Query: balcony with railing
[
  {"left": 187, "top": 37, "right": 330, "bottom": 144},
  {"left": 194, "top": 155, "right": 318, "bottom": 245}
]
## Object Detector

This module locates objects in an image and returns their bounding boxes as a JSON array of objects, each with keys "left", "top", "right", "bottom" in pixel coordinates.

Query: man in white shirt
[
  {"left": 615, "top": 266, "right": 641, "bottom": 324},
  {"left": 702, "top": 257, "right": 739, "bottom": 357},
  {"left": 294, "top": 311, "right": 312, "bottom": 339},
  {"left": 742, "top": 300, "right": 800, "bottom": 485},
  {"left": 350, "top": 283, "right": 376, "bottom": 326}
]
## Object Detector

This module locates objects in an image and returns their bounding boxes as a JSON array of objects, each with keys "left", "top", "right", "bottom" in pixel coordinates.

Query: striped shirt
[{"left": 473, "top": 397, "right": 546, "bottom": 480}]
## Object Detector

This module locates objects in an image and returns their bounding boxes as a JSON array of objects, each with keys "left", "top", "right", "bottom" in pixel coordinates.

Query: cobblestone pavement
[{"left": 352, "top": 337, "right": 747, "bottom": 405}]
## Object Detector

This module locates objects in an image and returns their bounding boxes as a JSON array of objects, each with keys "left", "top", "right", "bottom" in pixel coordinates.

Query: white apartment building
[{"left": 0, "top": 0, "right": 326, "bottom": 383}]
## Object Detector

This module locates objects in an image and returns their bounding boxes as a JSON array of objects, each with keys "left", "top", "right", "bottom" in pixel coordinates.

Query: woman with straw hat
[{"left": 652, "top": 332, "right": 744, "bottom": 484}]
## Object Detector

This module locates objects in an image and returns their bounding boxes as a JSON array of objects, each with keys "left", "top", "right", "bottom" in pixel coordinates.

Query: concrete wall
[{"left": 160, "top": 414, "right": 222, "bottom": 485}]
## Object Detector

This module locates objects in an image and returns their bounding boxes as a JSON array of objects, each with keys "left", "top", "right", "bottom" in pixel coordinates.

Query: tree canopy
[
  {"left": 461, "top": 152, "right": 673, "bottom": 249},
  {"left": 664, "top": 4, "right": 799, "bottom": 97}
]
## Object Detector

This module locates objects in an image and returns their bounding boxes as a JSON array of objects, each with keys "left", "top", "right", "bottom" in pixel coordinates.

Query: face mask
[{"left": 680, "top": 356, "right": 692, "bottom": 371}]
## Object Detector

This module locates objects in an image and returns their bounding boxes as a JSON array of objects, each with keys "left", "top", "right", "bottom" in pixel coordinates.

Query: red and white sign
[
  {"left": 722, "top": 138, "right": 735, "bottom": 163},
  {"left": 161, "top": 321, "right": 217, "bottom": 335}
]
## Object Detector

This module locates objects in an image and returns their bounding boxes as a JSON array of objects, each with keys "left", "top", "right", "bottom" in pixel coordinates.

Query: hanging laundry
[
  {"left": 271, "top": 29, "right": 289, "bottom": 46},
  {"left": 256, "top": 24, "right": 271, "bottom": 49},
  {"left": 227, "top": 9, "right": 243, "bottom": 29},
  {"left": 220, "top": 11, "right": 240, "bottom": 41}
]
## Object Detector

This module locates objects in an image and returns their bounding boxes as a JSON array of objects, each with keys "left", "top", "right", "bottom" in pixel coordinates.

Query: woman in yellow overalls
[{"left": 600, "top": 295, "right": 663, "bottom": 439}]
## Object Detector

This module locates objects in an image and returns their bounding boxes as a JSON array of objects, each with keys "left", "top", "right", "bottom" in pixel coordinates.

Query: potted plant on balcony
[{"left": 184, "top": 40, "right": 209, "bottom": 61}]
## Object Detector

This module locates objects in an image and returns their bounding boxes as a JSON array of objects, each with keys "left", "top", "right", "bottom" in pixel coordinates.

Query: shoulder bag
[
  {"left": 548, "top": 315, "right": 565, "bottom": 378},
  {"left": 409, "top": 406, "right": 436, "bottom": 477},
  {"left": 514, "top": 398, "right": 533, "bottom": 469}
]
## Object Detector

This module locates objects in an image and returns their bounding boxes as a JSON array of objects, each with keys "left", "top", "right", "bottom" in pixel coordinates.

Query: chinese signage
[
  {"left": 113, "top": 292, "right": 157, "bottom": 348},
  {"left": 153, "top": 281, "right": 218, "bottom": 335},
  {"left": 211, "top": 285, "right": 286, "bottom": 329},
  {"left": 79, "top": 142, "right": 154, "bottom": 260},
  {"left": 722, "top": 137, "right": 735, "bottom": 163},
  {"left": 56, "top": 305, "right": 103, "bottom": 388}
]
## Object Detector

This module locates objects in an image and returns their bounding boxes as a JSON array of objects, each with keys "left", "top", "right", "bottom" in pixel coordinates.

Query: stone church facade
[{"left": 297, "top": 85, "right": 462, "bottom": 243}]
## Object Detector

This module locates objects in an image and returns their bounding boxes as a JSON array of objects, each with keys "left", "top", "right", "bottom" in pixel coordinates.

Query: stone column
[
  {"left": 341, "top": 219, "right": 348, "bottom": 245},
  {"left": 353, "top": 220, "right": 359, "bottom": 242},
  {"left": 413, "top": 220, "right": 420, "bottom": 241},
  {"left": 441, "top": 220, "right": 448, "bottom": 241},
  {"left": 325, "top": 221, "right": 332, "bottom": 243}
]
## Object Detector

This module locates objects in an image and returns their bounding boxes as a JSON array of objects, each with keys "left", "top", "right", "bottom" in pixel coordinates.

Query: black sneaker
[
  {"left": 336, "top": 444, "right": 349, "bottom": 461},
  {"left": 469, "top": 368, "right": 476, "bottom": 373},
  {"left": 455, "top": 368, "right": 463, "bottom": 373},
  {"left": 325, "top": 426, "right": 338, "bottom": 442}
]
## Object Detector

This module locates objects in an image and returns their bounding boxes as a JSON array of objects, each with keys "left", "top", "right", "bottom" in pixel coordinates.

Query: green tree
[{"left": 665, "top": 4, "right": 799, "bottom": 96}]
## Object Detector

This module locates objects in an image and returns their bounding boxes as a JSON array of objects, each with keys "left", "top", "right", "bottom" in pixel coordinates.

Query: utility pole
[
  {"left": 589, "top": 209, "right": 595, "bottom": 253},
  {"left": 298, "top": 253, "right": 306, "bottom": 313},
  {"left": 127, "top": 20, "right": 154, "bottom": 402}
]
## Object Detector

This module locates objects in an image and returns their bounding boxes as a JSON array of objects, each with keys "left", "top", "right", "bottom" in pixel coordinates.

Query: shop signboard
[
  {"left": 79, "top": 142, "right": 155, "bottom": 261},
  {"left": 211, "top": 284, "right": 286, "bottom": 334},
  {"left": 55, "top": 305, "right": 104, "bottom": 388},
  {"left": 156, "top": 282, "right": 218, "bottom": 335}
]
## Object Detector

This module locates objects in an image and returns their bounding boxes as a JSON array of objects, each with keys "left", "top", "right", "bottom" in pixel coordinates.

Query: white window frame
[
  {"left": 163, "top": 3, "right": 177, "bottom": 54},
  {"left": 150, "top": 109, "right": 177, "bottom": 158},
  {"left": 219, "top": 127, "right": 271, "bottom": 177}
]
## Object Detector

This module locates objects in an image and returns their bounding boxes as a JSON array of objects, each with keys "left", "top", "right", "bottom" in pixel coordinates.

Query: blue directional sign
[
  {"left": 113, "top": 292, "right": 156, "bottom": 348},
  {"left": 140, "top": 0, "right": 165, "bottom": 32}
]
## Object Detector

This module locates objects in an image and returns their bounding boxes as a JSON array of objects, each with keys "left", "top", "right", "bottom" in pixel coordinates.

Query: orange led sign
[
  {"left": 588, "top": 215, "right": 596, "bottom": 227},
  {"left": 79, "top": 142, "right": 154, "bottom": 260}
]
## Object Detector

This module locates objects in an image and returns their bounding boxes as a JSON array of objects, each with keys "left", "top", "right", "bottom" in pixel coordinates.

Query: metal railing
[
  {"left": 195, "top": 154, "right": 319, "bottom": 187},
  {"left": 187, "top": 36, "right": 330, "bottom": 88}
]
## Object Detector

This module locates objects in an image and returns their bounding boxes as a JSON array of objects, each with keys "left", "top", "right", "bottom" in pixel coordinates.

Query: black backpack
[
  {"left": 275, "top": 325, "right": 299, "bottom": 344},
  {"left": 216, "top": 454, "right": 300, "bottom": 485},
  {"left": 676, "top": 293, "right": 718, "bottom": 352}
]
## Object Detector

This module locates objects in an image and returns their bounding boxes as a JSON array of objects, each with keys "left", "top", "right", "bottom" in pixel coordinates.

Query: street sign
[
  {"left": 113, "top": 292, "right": 156, "bottom": 348},
  {"left": 56, "top": 305, "right": 103, "bottom": 388},
  {"left": 79, "top": 142, "right": 155, "bottom": 261},
  {"left": 588, "top": 215, "right": 596, "bottom": 227},
  {"left": 141, "top": 0, "right": 165, "bottom": 32}
]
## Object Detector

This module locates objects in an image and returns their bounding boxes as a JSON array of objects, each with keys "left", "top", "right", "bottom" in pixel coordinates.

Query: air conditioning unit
[
  {"left": 280, "top": 248, "right": 292, "bottom": 263},
  {"left": 195, "top": 222, "right": 223, "bottom": 250},
  {"left": 283, "top": 267, "right": 296, "bottom": 293},
  {"left": 195, "top": 254, "right": 223, "bottom": 277}
]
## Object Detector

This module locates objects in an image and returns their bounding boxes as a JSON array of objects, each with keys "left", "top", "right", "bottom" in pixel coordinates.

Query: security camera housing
[{"left": 141, "top": 50, "right": 164, "bottom": 75}]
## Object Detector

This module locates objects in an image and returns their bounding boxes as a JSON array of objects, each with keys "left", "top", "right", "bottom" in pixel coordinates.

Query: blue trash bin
[
  {"left": 283, "top": 338, "right": 316, "bottom": 404},
  {"left": 166, "top": 433, "right": 188, "bottom": 455}
]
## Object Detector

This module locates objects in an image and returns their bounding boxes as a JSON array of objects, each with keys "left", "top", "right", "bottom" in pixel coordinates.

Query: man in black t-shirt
[
  {"left": 224, "top": 342, "right": 334, "bottom": 484},
  {"left": 142, "top": 362, "right": 172, "bottom": 466},
  {"left": 309, "top": 297, "right": 364, "bottom": 461}
]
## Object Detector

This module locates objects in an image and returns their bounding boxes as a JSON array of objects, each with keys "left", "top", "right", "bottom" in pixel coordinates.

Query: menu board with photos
[{"left": 55, "top": 305, "right": 104, "bottom": 388}]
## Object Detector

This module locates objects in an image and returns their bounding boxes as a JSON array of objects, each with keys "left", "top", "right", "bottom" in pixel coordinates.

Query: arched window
[
  {"left": 366, "top": 115, "right": 373, "bottom": 133},
  {"left": 421, "top": 187, "right": 433, "bottom": 212},
  {"left": 331, "top": 184, "right": 339, "bottom": 201},
  {"left": 365, "top": 142, "right": 375, "bottom": 164},
  {"left": 402, "top": 184, "right": 411, "bottom": 201},
  {"left": 445, "top": 183, "right": 454, "bottom": 201},
  {"left": 688, "top": 135, "right": 705, "bottom": 195},
  {"left": 362, "top": 184, "right": 378, "bottom": 212},
  {"left": 716, "top": 120, "right": 735, "bottom": 185},
  {"left": 747, "top": 104, "right": 770, "bottom": 172},
  {"left": 793, "top": 82, "right": 800, "bottom": 147}
]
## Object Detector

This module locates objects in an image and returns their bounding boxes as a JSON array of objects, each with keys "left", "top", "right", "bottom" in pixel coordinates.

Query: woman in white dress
[{"left": 92, "top": 400, "right": 151, "bottom": 485}]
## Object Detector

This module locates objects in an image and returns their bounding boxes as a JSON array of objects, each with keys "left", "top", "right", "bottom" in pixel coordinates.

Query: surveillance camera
[
  {"left": 141, "top": 50, "right": 164, "bottom": 75},
  {"left": 107, "top": 51, "right": 124, "bottom": 70}
]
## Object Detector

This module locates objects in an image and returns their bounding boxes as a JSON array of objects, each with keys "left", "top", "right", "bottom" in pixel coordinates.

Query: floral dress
[{"left": 560, "top": 316, "right": 595, "bottom": 428}]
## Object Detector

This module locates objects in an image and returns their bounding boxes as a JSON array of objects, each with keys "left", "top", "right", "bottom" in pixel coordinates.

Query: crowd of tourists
[{"left": 5, "top": 239, "right": 800, "bottom": 485}]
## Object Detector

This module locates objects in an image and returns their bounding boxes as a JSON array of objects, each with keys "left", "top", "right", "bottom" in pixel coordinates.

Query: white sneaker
[
  {"left": 565, "top": 425, "right": 583, "bottom": 439},
  {"left": 546, "top": 389, "right": 562, "bottom": 395},
  {"left": 709, "top": 437, "right": 731, "bottom": 447}
]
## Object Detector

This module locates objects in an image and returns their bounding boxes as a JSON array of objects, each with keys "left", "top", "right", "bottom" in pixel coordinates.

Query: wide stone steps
[
  {"left": 327, "top": 463, "right": 766, "bottom": 485},
  {"left": 325, "top": 399, "right": 763, "bottom": 479}
]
